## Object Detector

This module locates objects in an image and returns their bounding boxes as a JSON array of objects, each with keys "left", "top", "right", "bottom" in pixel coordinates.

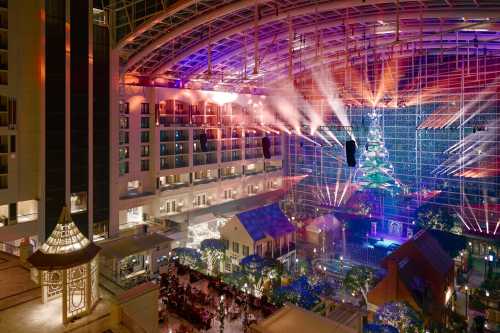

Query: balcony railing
[
  {"left": 175, "top": 159, "right": 188, "bottom": 168},
  {"left": 160, "top": 182, "right": 189, "bottom": 191},
  {"left": 193, "top": 177, "right": 218, "bottom": 185},
  {"left": 221, "top": 174, "right": 241, "bottom": 180},
  {"left": 193, "top": 153, "right": 217, "bottom": 165},
  {"left": 245, "top": 152, "right": 263, "bottom": 159},
  {"left": 17, "top": 213, "right": 38, "bottom": 223},
  {"left": 265, "top": 165, "right": 282, "bottom": 172},
  {"left": 120, "top": 190, "right": 155, "bottom": 200},
  {"left": 245, "top": 169, "right": 264, "bottom": 176},
  {"left": 160, "top": 158, "right": 175, "bottom": 170}
]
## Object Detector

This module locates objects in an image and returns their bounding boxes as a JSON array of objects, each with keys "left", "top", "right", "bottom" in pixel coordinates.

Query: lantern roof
[
  {"left": 40, "top": 206, "right": 90, "bottom": 254},
  {"left": 28, "top": 206, "right": 100, "bottom": 270}
]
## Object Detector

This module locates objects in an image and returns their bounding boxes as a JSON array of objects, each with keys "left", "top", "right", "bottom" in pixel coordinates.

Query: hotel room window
[
  {"left": 119, "top": 116, "right": 129, "bottom": 129},
  {"left": 119, "top": 161, "right": 129, "bottom": 175},
  {"left": 242, "top": 245, "right": 249, "bottom": 256},
  {"left": 232, "top": 241, "right": 239, "bottom": 254},
  {"left": 119, "top": 102, "right": 129, "bottom": 114},
  {"left": 141, "top": 117, "right": 149, "bottom": 129},
  {"left": 140, "top": 145, "right": 149, "bottom": 157},
  {"left": 119, "top": 147, "right": 129, "bottom": 160},
  {"left": 140, "top": 102, "right": 150, "bottom": 114},
  {"left": 140, "top": 131, "right": 150, "bottom": 143},
  {"left": 140, "top": 159, "right": 149, "bottom": 171},
  {"left": 119, "top": 131, "right": 129, "bottom": 145},
  {"left": 70, "top": 192, "right": 87, "bottom": 213}
]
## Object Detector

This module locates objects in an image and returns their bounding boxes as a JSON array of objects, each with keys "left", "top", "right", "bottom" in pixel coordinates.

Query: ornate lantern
[{"left": 28, "top": 206, "right": 101, "bottom": 323}]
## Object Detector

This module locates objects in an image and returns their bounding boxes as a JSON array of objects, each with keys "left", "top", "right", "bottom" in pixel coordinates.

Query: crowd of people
[{"left": 159, "top": 260, "right": 278, "bottom": 332}]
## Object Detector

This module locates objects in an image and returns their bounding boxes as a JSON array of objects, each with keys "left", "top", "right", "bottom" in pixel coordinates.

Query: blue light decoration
[
  {"left": 172, "top": 247, "right": 202, "bottom": 269},
  {"left": 272, "top": 276, "right": 320, "bottom": 310}
]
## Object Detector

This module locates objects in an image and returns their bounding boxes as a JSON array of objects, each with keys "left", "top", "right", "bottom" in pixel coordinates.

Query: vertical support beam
[
  {"left": 207, "top": 25, "right": 212, "bottom": 77},
  {"left": 39, "top": 1, "right": 47, "bottom": 242},
  {"left": 344, "top": 14, "right": 349, "bottom": 92},
  {"left": 65, "top": 0, "right": 71, "bottom": 208},
  {"left": 70, "top": 0, "right": 91, "bottom": 236},
  {"left": 44, "top": 0, "right": 67, "bottom": 238},
  {"left": 253, "top": 1, "right": 259, "bottom": 75},
  {"left": 395, "top": 0, "right": 400, "bottom": 42},
  {"left": 85, "top": 262, "right": 92, "bottom": 315},
  {"left": 62, "top": 269, "right": 68, "bottom": 323},
  {"left": 88, "top": 3, "right": 94, "bottom": 239},
  {"left": 288, "top": 15, "right": 293, "bottom": 79},
  {"left": 41, "top": 271, "right": 48, "bottom": 304},
  {"left": 109, "top": 49, "right": 120, "bottom": 238}
]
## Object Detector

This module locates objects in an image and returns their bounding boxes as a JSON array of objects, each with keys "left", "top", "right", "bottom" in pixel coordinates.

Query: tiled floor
[
  {"left": 0, "top": 251, "right": 129, "bottom": 333},
  {"left": 0, "top": 252, "right": 40, "bottom": 310}
]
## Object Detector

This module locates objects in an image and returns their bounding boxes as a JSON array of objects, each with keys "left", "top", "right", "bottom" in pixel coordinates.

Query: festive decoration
[
  {"left": 356, "top": 111, "right": 401, "bottom": 195},
  {"left": 172, "top": 247, "right": 202, "bottom": 270},
  {"left": 271, "top": 276, "right": 320, "bottom": 310},
  {"left": 218, "top": 295, "right": 225, "bottom": 333},
  {"left": 200, "top": 238, "right": 225, "bottom": 276},
  {"left": 375, "top": 301, "right": 422, "bottom": 333},
  {"left": 240, "top": 255, "right": 277, "bottom": 297},
  {"left": 221, "top": 270, "right": 250, "bottom": 290},
  {"left": 416, "top": 204, "right": 461, "bottom": 234},
  {"left": 343, "top": 266, "right": 375, "bottom": 306}
]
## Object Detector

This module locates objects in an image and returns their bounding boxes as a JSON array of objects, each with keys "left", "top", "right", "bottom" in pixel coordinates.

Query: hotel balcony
[
  {"left": 191, "top": 115, "right": 218, "bottom": 126},
  {"left": 245, "top": 149, "right": 263, "bottom": 160},
  {"left": 159, "top": 173, "right": 190, "bottom": 192},
  {"left": 221, "top": 151, "right": 241, "bottom": 163},
  {"left": 193, "top": 141, "right": 217, "bottom": 153},
  {"left": 159, "top": 131, "right": 175, "bottom": 142},
  {"left": 160, "top": 114, "right": 191, "bottom": 126},
  {"left": 192, "top": 176, "right": 218, "bottom": 185},
  {"left": 159, "top": 143, "right": 175, "bottom": 156},
  {"left": 245, "top": 169, "right": 264, "bottom": 176},
  {"left": 265, "top": 164, "right": 282, "bottom": 172},
  {"left": 120, "top": 190, "right": 155, "bottom": 200},
  {"left": 160, "top": 157, "right": 175, "bottom": 170},
  {"left": 193, "top": 152, "right": 217, "bottom": 166},
  {"left": 160, "top": 181, "right": 189, "bottom": 191},
  {"left": 174, "top": 155, "right": 189, "bottom": 168},
  {"left": 221, "top": 173, "right": 241, "bottom": 180},
  {"left": 221, "top": 142, "right": 242, "bottom": 150}
]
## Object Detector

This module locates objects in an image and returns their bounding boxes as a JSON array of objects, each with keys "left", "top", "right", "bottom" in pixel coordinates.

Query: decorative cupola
[{"left": 28, "top": 206, "right": 101, "bottom": 323}]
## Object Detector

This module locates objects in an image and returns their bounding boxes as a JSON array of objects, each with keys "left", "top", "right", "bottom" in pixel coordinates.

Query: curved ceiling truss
[{"left": 110, "top": 0, "right": 500, "bottom": 86}]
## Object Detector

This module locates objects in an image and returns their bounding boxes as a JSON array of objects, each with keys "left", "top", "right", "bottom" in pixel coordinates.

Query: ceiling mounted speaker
[
  {"left": 346, "top": 140, "right": 356, "bottom": 167},
  {"left": 262, "top": 137, "right": 271, "bottom": 159}
]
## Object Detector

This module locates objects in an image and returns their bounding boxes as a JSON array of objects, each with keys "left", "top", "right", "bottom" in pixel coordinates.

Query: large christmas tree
[{"left": 355, "top": 111, "right": 401, "bottom": 195}]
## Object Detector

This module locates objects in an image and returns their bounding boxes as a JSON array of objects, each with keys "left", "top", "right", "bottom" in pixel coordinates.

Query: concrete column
[
  {"left": 108, "top": 49, "right": 120, "bottom": 238},
  {"left": 64, "top": 0, "right": 71, "bottom": 208},
  {"left": 87, "top": 2, "right": 94, "bottom": 239}
]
